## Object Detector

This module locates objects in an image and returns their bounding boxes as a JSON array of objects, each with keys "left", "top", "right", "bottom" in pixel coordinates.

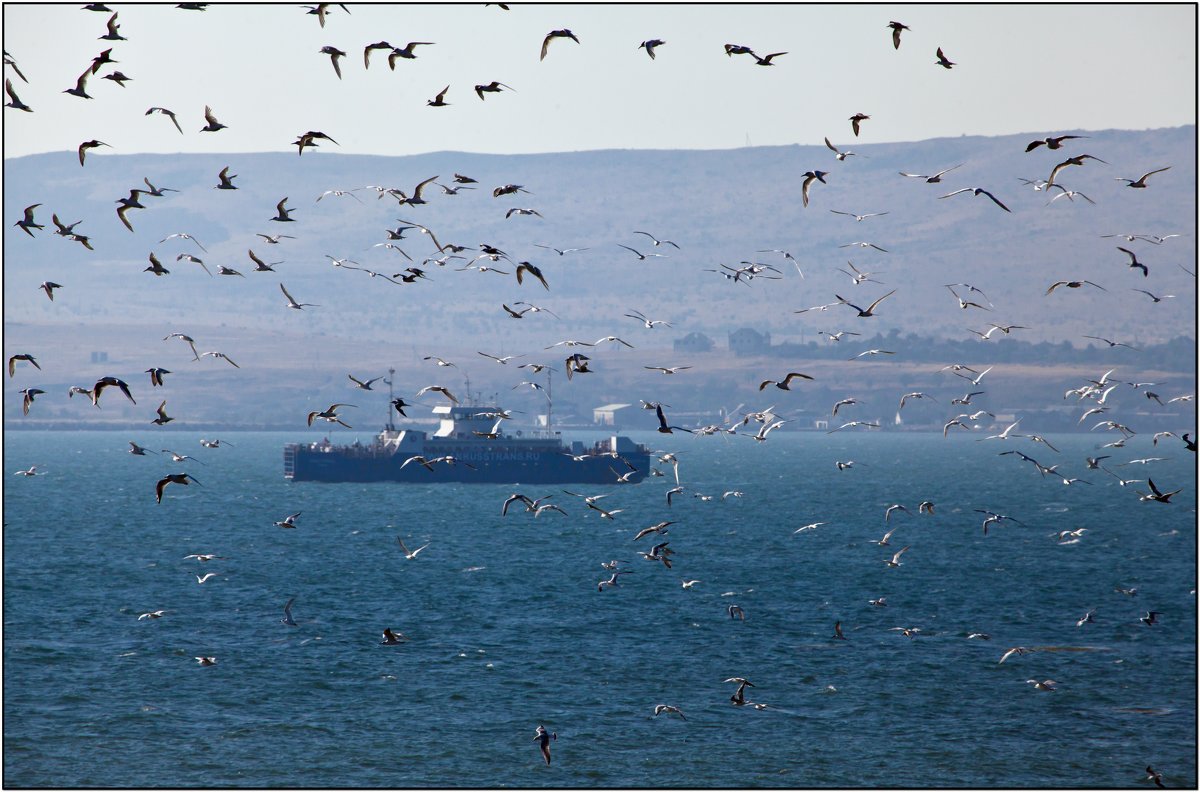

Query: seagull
[
  {"left": 1046, "top": 280, "right": 1106, "bottom": 295},
  {"left": 836, "top": 261, "right": 885, "bottom": 286},
  {"left": 138, "top": 610, "right": 167, "bottom": 620},
  {"left": 652, "top": 704, "right": 685, "bottom": 720},
  {"left": 8, "top": 353, "right": 40, "bottom": 377},
  {"left": 195, "top": 656, "right": 217, "bottom": 666},
  {"left": 415, "top": 385, "right": 458, "bottom": 404},
  {"left": 1130, "top": 288, "right": 1174, "bottom": 303},
  {"left": 280, "top": 597, "right": 297, "bottom": 626},
  {"left": 617, "top": 244, "right": 669, "bottom": 261},
  {"left": 1026, "top": 134, "right": 1088, "bottom": 152},
  {"left": 1145, "top": 767, "right": 1166, "bottom": 789},
  {"left": 1138, "top": 479, "right": 1181, "bottom": 504},
  {"left": 887, "top": 21, "right": 909, "bottom": 49},
  {"left": 831, "top": 210, "right": 889, "bottom": 222},
  {"left": 77, "top": 139, "right": 110, "bottom": 166},
  {"left": 215, "top": 165, "right": 238, "bottom": 190},
  {"left": 533, "top": 725, "right": 557, "bottom": 765},
  {"left": 155, "top": 472, "right": 199, "bottom": 502},
  {"left": 1114, "top": 167, "right": 1170, "bottom": 188},
  {"left": 15, "top": 203, "right": 43, "bottom": 236},
  {"left": 939, "top": 187, "right": 1011, "bottom": 212},
  {"left": 426, "top": 85, "right": 450, "bottom": 107},
  {"left": 1046, "top": 185, "right": 1096, "bottom": 205},
  {"left": 307, "top": 403, "right": 354, "bottom": 428},
  {"left": 396, "top": 536, "right": 430, "bottom": 559},
  {"left": 274, "top": 511, "right": 302, "bottom": 528},
  {"left": 837, "top": 290, "right": 896, "bottom": 317},
  {"left": 849, "top": 113, "right": 870, "bottom": 137},
  {"left": 899, "top": 164, "right": 963, "bottom": 183},
  {"left": 833, "top": 621, "right": 847, "bottom": 640},
  {"left": 795, "top": 522, "right": 828, "bottom": 534},
  {"left": 645, "top": 365, "right": 691, "bottom": 374},
  {"left": 1026, "top": 680, "right": 1057, "bottom": 692},
  {"left": 63, "top": 68, "right": 93, "bottom": 99},
  {"left": 1116, "top": 247, "right": 1149, "bottom": 277},
  {"left": 934, "top": 47, "right": 955, "bottom": 68},
  {"left": 751, "top": 50, "right": 787, "bottom": 65},
  {"left": 801, "top": 170, "right": 827, "bottom": 207},
  {"left": 728, "top": 604, "right": 746, "bottom": 620},
  {"left": 145, "top": 106, "right": 182, "bottom": 133},
  {"left": 823, "top": 137, "right": 857, "bottom": 161},
  {"left": 1046, "top": 154, "right": 1108, "bottom": 188},
  {"left": 886, "top": 545, "right": 910, "bottom": 567},
  {"left": 362, "top": 40, "right": 394, "bottom": 68},
  {"left": 13, "top": 465, "right": 40, "bottom": 476},
  {"left": 759, "top": 372, "right": 813, "bottom": 390},
  {"left": 348, "top": 374, "right": 384, "bottom": 390},
  {"left": 319, "top": 45, "right": 346, "bottom": 78},
  {"left": 5, "top": 77, "right": 32, "bottom": 111},
  {"left": 1083, "top": 335, "right": 1138, "bottom": 350},
  {"left": 388, "top": 41, "right": 435, "bottom": 67},
  {"left": 381, "top": 627, "right": 407, "bottom": 645},
  {"left": 200, "top": 351, "right": 239, "bottom": 368},
  {"left": 540, "top": 29, "right": 580, "bottom": 60},
  {"left": 269, "top": 197, "right": 295, "bottom": 222},
  {"left": 474, "top": 80, "right": 514, "bottom": 100},
  {"left": 639, "top": 39, "right": 666, "bottom": 59},
  {"left": 838, "top": 241, "right": 889, "bottom": 252},
  {"left": 128, "top": 442, "right": 156, "bottom": 456},
  {"left": 280, "top": 282, "right": 319, "bottom": 309},
  {"left": 199, "top": 105, "right": 227, "bottom": 132},
  {"left": 884, "top": 504, "right": 911, "bottom": 522}
]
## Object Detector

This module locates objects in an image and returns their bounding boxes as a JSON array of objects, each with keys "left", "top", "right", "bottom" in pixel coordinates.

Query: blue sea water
[{"left": 3, "top": 429, "right": 1196, "bottom": 788}]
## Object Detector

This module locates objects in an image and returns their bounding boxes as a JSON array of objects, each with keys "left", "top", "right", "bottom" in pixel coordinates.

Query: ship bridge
[{"left": 432, "top": 405, "right": 508, "bottom": 439}]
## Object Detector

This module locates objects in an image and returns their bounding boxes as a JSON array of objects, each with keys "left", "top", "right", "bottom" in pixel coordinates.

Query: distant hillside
[{"left": 4, "top": 128, "right": 1195, "bottom": 428}]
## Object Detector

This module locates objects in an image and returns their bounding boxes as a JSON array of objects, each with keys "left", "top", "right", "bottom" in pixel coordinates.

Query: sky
[{"left": 2, "top": 3, "right": 1196, "bottom": 161}]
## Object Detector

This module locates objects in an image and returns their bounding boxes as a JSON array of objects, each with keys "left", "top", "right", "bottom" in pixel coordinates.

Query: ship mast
[
  {"left": 386, "top": 367, "right": 395, "bottom": 431},
  {"left": 546, "top": 365, "right": 553, "bottom": 433}
]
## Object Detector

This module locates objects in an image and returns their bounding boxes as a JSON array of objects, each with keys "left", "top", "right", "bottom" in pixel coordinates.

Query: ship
[{"left": 283, "top": 401, "right": 653, "bottom": 485}]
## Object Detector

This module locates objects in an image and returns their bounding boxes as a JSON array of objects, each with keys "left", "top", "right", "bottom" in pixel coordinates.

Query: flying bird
[
  {"left": 426, "top": 85, "right": 450, "bottom": 107},
  {"left": 319, "top": 45, "right": 346, "bottom": 78},
  {"left": 280, "top": 282, "right": 318, "bottom": 309},
  {"left": 474, "top": 80, "right": 514, "bottom": 100},
  {"left": 1025, "top": 134, "right": 1087, "bottom": 152},
  {"left": 639, "top": 39, "right": 665, "bottom": 59},
  {"left": 849, "top": 113, "right": 870, "bottom": 137},
  {"left": 837, "top": 290, "right": 896, "bottom": 317},
  {"left": 939, "top": 187, "right": 1011, "bottom": 212},
  {"left": 887, "top": 21, "right": 909, "bottom": 49},
  {"left": 199, "top": 105, "right": 227, "bottom": 132},
  {"left": 899, "top": 164, "right": 963, "bottom": 183},
  {"left": 934, "top": 47, "right": 955, "bottom": 68},
  {"left": 5, "top": 77, "right": 32, "bottom": 111},
  {"left": 541, "top": 29, "right": 580, "bottom": 61},
  {"left": 801, "top": 170, "right": 828, "bottom": 207},
  {"left": 1114, "top": 167, "right": 1170, "bottom": 188}
]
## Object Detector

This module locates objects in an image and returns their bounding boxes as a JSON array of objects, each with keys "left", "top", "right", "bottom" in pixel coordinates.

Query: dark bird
[
  {"left": 388, "top": 42, "right": 434, "bottom": 68},
  {"left": 319, "top": 45, "right": 346, "bottom": 78},
  {"left": 833, "top": 621, "right": 847, "bottom": 640},
  {"left": 939, "top": 187, "right": 1011, "bottom": 212},
  {"left": 515, "top": 261, "right": 549, "bottom": 290},
  {"left": 849, "top": 113, "right": 870, "bottom": 137},
  {"left": 934, "top": 47, "right": 955, "bottom": 68},
  {"left": 155, "top": 472, "right": 199, "bottom": 503},
  {"left": 362, "top": 41, "right": 393, "bottom": 69},
  {"left": 639, "top": 39, "right": 665, "bottom": 59},
  {"left": 89, "top": 48, "right": 117, "bottom": 74},
  {"left": 759, "top": 372, "right": 813, "bottom": 391},
  {"left": 100, "top": 12, "right": 125, "bottom": 40},
  {"left": 1046, "top": 154, "right": 1107, "bottom": 187},
  {"left": 391, "top": 398, "right": 411, "bottom": 418},
  {"left": 19, "top": 388, "right": 44, "bottom": 415},
  {"left": 5, "top": 77, "right": 32, "bottom": 111},
  {"left": 4, "top": 50, "right": 28, "bottom": 83},
  {"left": 655, "top": 403, "right": 694, "bottom": 434},
  {"left": 1139, "top": 478, "right": 1181, "bottom": 504},
  {"left": 77, "top": 139, "right": 110, "bottom": 166},
  {"left": 752, "top": 51, "right": 787, "bottom": 65},
  {"left": 8, "top": 353, "right": 40, "bottom": 377},
  {"left": 63, "top": 68, "right": 93, "bottom": 99},
  {"left": 837, "top": 290, "right": 896, "bottom": 317},
  {"left": 15, "top": 203, "right": 43, "bottom": 236},
  {"left": 1045, "top": 280, "right": 1106, "bottom": 295},
  {"left": 145, "top": 106, "right": 183, "bottom": 133},
  {"left": 474, "top": 80, "right": 514, "bottom": 100},
  {"left": 1115, "top": 167, "right": 1170, "bottom": 188},
  {"left": 305, "top": 3, "right": 349, "bottom": 27},
  {"left": 801, "top": 170, "right": 828, "bottom": 207},
  {"left": 1146, "top": 766, "right": 1165, "bottom": 789},
  {"left": 899, "top": 163, "right": 963, "bottom": 183},
  {"left": 39, "top": 281, "right": 62, "bottom": 300},
  {"left": 426, "top": 85, "right": 450, "bottom": 107},
  {"left": 1025, "top": 134, "right": 1087, "bottom": 152},
  {"left": 493, "top": 184, "right": 529, "bottom": 197},
  {"left": 92, "top": 375, "right": 135, "bottom": 406},
  {"left": 533, "top": 725, "right": 557, "bottom": 765},
  {"left": 887, "top": 21, "right": 910, "bottom": 49},
  {"left": 541, "top": 29, "right": 580, "bottom": 61},
  {"left": 143, "top": 177, "right": 179, "bottom": 197},
  {"left": 215, "top": 165, "right": 238, "bottom": 190},
  {"left": 146, "top": 367, "right": 170, "bottom": 387},
  {"left": 199, "top": 105, "right": 227, "bottom": 132},
  {"left": 632, "top": 230, "right": 679, "bottom": 248},
  {"left": 269, "top": 197, "right": 295, "bottom": 222},
  {"left": 1117, "top": 247, "right": 1148, "bottom": 277}
]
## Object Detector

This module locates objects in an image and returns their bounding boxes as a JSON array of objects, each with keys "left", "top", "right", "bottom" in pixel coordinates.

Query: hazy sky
[{"left": 3, "top": 3, "right": 1196, "bottom": 160}]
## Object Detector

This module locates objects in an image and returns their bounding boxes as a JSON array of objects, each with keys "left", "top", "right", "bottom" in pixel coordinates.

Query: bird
[
  {"left": 759, "top": 372, "right": 813, "bottom": 390},
  {"left": 886, "top": 546, "right": 910, "bottom": 568},
  {"left": 645, "top": 365, "right": 691, "bottom": 374},
  {"left": 725, "top": 677, "right": 755, "bottom": 705},
  {"left": 214, "top": 165, "right": 238, "bottom": 190},
  {"left": 1140, "top": 611, "right": 1162, "bottom": 626},
  {"left": 1114, "top": 167, "right": 1170, "bottom": 188},
  {"left": 388, "top": 41, "right": 434, "bottom": 67},
  {"left": 195, "top": 656, "right": 217, "bottom": 666},
  {"left": 801, "top": 170, "right": 827, "bottom": 207},
  {"left": 91, "top": 376, "right": 135, "bottom": 406},
  {"left": 837, "top": 290, "right": 896, "bottom": 317},
  {"left": 200, "top": 351, "right": 239, "bottom": 368},
  {"left": 728, "top": 604, "right": 746, "bottom": 620},
  {"left": 849, "top": 113, "right": 870, "bottom": 136},
  {"left": 934, "top": 47, "right": 955, "bottom": 69},
  {"left": 319, "top": 45, "right": 347, "bottom": 78},
  {"left": 506, "top": 208, "right": 543, "bottom": 219},
  {"left": 617, "top": 244, "right": 669, "bottom": 261},
  {"left": 5, "top": 77, "right": 32, "bottom": 111},
  {"left": 1046, "top": 280, "right": 1106, "bottom": 295},
  {"left": 280, "top": 282, "right": 319, "bottom": 309},
  {"left": 199, "top": 105, "right": 227, "bottom": 132},
  {"left": 540, "top": 29, "right": 579, "bottom": 61},
  {"left": 8, "top": 353, "right": 40, "bottom": 377},
  {"left": 533, "top": 725, "right": 556, "bottom": 765},
  {"left": 899, "top": 164, "right": 963, "bottom": 183},
  {"left": 63, "top": 68, "right": 93, "bottom": 99},
  {"left": 639, "top": 39, "right": 666, "bottom": 59},
  {"left": 274, "top": 512, "right": 302, "bottom": 528},
  {"left": 1138, "top": 479, "right": 1181, "bottom": 504},
  {"left": 823, "top": 137, "right": 857, "bottom": 161},
  {"left": 474, "top": 80, "right": 514, "bottom": 100},
  {"left": 145, "top": 367, "right": 170, "bottom": 387},
  {"left": 426, "top": 85, "right": 450, "bottom": 107},
  {"left": 1026, "top": 680, "right": 1057, "bottom": 692},
  {"left": 381, "top": 627, "right": 407, "bottom": 645},
  {"left": 632, "top": 230, "right": 680, "bottom": 248},
  {"left": 1130, "top": 288, "right": 1173, "bottom": 303},
  {"left": 155, "top": 472, "right": 199, "bottom": 502},
  {"left": 396, "top": 536, "right": 430, "bottom": 559},
  {"left": 1145, "top": 767, "right": 1166, "bottom": 789},
  {"left": 887, "top": 21, "right": 909, "bottom": 49},
  {"left": 515, "top": 262, "right": 550, "bottom": 290},
  {"left": 39, "top": 281, "right": 62, "bottom": 301},
  {"left": 269, "top": 197, "right": 295, "bottom": 222},
  {"left": 652, "top": 704, "right": 685, "bottom": 720},
  {"left": 138, "top": 610, "right": 167, "bottom": 620},
  {"left": 1025, "top": 134, "right": 1088, "bottom": 152},
  {"left": 77, "top": 139, "right": 110, "bottom": 166},
  {"left": 831, "top": 209, "right": 889, "bottom": 222},
  {"left": 15, "top": 203, "right": 43, "bottom": 236},
  {"left": 999, "top": 646, "right": 1031, "bottom": 664},
  {"left": 415, "top": 385, "right": 458, "bottom": 404},
  {"left": 751, "top": 51, "right": 787, "bottom": 66},
  {"left": 939, "top": 187, "right": 1011, "bottom": 212},
  {"left": 307, "top": 403, "right": 354, "bottom": 428},
  {"left": 1116, "top": 247, "right": 1149, "bottom": 277},
  {"left": 145, "top": 106, "right": 183, "bottom": 133}
]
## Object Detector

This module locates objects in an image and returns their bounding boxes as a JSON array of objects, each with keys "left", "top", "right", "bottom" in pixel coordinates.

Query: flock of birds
[{"left": 4, "top": 4, "right": 1196, "bottom": 783}]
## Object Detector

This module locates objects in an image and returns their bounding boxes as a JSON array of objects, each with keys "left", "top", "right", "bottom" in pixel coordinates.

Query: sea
[{"left": 3, "top": 429, "right": 1195, "bottom": 789}]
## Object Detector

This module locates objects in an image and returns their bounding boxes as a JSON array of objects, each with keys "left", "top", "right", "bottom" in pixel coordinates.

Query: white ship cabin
[{"left": 433, "top": 405, "right": 509, "bottom": 439}]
